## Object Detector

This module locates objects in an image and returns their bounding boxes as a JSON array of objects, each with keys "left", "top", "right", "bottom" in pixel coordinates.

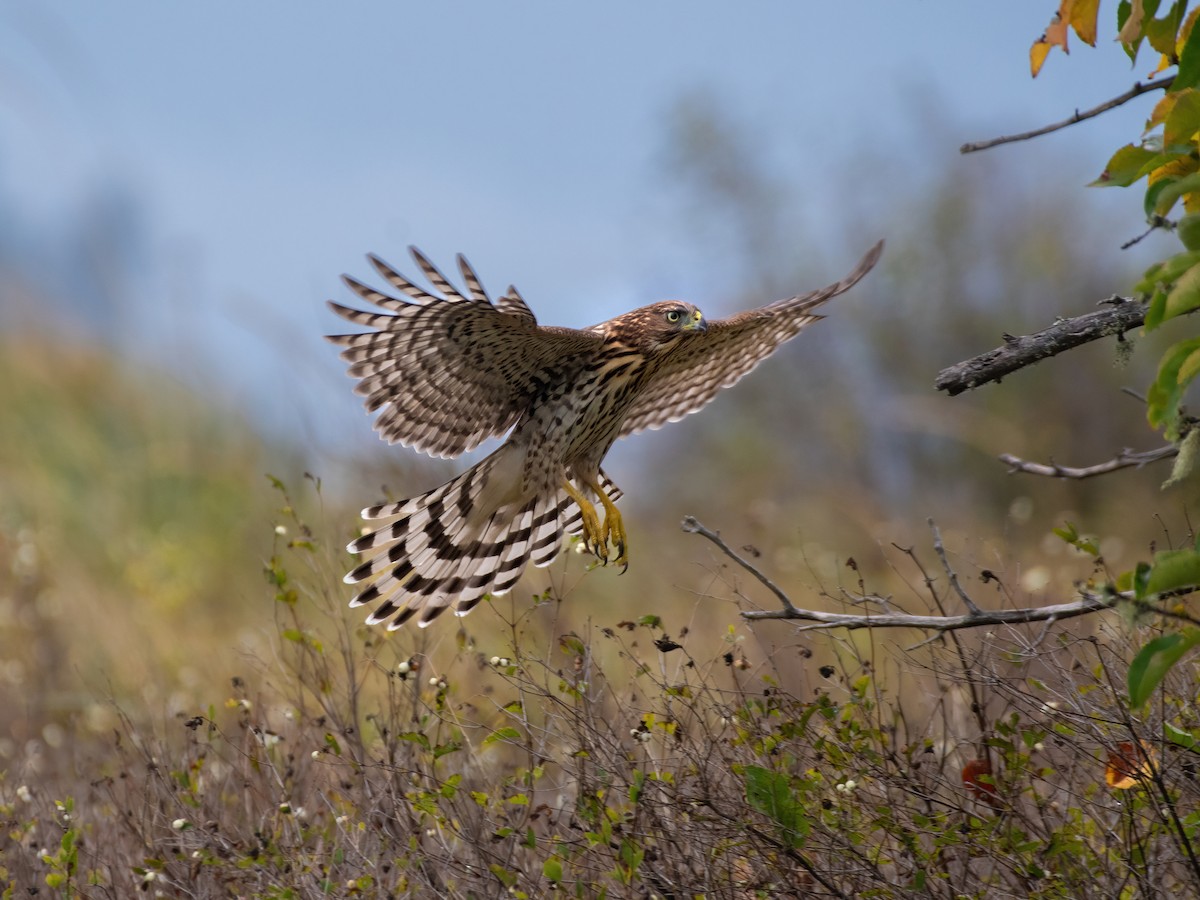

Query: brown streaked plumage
[{"left": 328, "top": 240, "right": 883, "bottom": 628}]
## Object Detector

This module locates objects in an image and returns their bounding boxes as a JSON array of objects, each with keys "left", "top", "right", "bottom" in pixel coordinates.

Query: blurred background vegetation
[{"left": 3, "top": 86, "right": 1197, "bottom": 769}]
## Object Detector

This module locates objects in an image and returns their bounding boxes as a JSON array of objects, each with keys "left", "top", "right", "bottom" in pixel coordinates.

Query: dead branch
[
  {"left": 683, "top": 515, "right": 1115, "bottom": 633},
  {"left": 935, "top": 296, "right": 1146, "bottom": 396},
  {"left": 999, "top": 445, "right": 1178, "bottom": 478},
  {"left": 960, "top": 74, "right": 1175, "bottom": 154}
]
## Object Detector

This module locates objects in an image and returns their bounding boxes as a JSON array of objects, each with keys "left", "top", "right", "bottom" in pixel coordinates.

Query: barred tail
[{"left": 343, "top": 450, "right": 621, "bottom": 629}]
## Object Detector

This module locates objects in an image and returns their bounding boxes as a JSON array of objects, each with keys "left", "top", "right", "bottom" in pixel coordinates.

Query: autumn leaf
[
  {"left": 962, "top": 757, "right": 1000, "bottom": 806},
  {"left": 1031, "top": 6, "right": 1071, "bottom": 78},
  {"left": 1119, "top": 0, "right": 1149, "bottom": 45},
  {"left": 1148, "top": 92, "right": 1180, "bottom": 132},
  {"left": 1069, "top": 0, "right": 1101, "bottom": 45},
  {"left": 1105, "top": 740, "right": 1157, "bottom": 789}
]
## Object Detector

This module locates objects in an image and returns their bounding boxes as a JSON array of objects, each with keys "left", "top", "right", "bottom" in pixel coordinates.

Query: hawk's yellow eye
[{"left": 666, "top": 309, "right": 682, "bottom": 323}]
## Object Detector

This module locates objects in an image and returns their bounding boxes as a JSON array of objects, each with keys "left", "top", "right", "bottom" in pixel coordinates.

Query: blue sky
[{"left": 1, "top": 3, "right": 1164, "bottom": 459}]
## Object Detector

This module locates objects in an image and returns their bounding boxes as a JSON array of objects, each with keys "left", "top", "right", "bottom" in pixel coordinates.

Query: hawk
[{"left": 328, "top": 240, "right": 883, "bottom": 628}]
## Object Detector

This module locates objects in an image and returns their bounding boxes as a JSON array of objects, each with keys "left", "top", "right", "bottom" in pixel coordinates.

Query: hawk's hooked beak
[{"left": 682, "top": 309, "right": 707, "bottom": 334}]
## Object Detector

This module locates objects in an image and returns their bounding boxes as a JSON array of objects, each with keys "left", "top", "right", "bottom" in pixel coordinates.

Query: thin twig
[
  {"left": 960, "top": 74, "right": 1175, "bottom": 154},
  {"left": 929, "top": 518, "right": 983, "bottom": 616},
  {"left": 935, "top": 297, "right": 1146, "bottom": 396},
  {"left": 740, "top": 594, "right": 1112, "bottom": 630},
  {"left": 682, "top": 517, "right": 1200, "bottom": 631},
  {"left": 681, "top": 516, "right": 797, "bottom": 614},
  {"left": 999, "top": 445, "right": 1178, "bottom": 478},
  {"left": 683, "top": 515, "right": 1111, "bottom": 629}
]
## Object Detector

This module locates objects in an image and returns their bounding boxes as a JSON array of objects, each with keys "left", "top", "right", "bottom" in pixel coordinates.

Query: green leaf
[
  {"left": 558, "top": 634, "right": 585, "bottom": 656},
  {"left": 1092, "top": 144, "right": 1159, "bottom": 187},
  {"left": 488, "top": 864, "right": 518, "bottom": 888},
  {"left": 1176, "top": 24, "right": 1200, "bottom": 92},
  {"left": 1134, "top": 561, "right": 1153, "bottom": 599},
  {"left": 1113, "top": 0, "right": 1132, "bottom": 60},
  {"left": 1164, "top": 88, "right": 1200, "bottom": 149},
  {"left": 440, "top": 773, "right": 462, "bottom": 798},
  {"left": 1156, "top": 171, "right": 1200, "bottom": 214},
  {"left": 1145, "top": 288, "right": 1168, "bottom": 330},
  {"left": 1138, "top": 250, "right": 1200, "bottom": 295},
  {"left": 745, "top": 765, "right": 809, "bottom": 848},
  {"left": 1053, "top": 522, "right": 1100, "bottom": 556},
  {"left": 1128, "top": 628, "right": 1200, "bottom": 706},
  {"left": 637, "top": 615, "right": 662, "bottom": 629},
  {"left": 543, "top": 858, "right": 563, "bottom": 883},
  {"left": 433, "top": 739, "right": 462, "bottom": 759},
  {"left": 1178, "top": 214, "right": 1200, "bottom": 249},
  {"left": 1165, "top": 262, "right": 1200, "bottom": 320},
  {"left": 1147, "top": 336, "right": 1200, "bottom": 434},
  {"left": 1148, "top": 0, "right": 1187, "bottom": 58},
  {"left": 483, "top": 727, "right": 522, "bottom": 748},
  {"left": 1146, "top": 175, "right": 1180, "bottom": 218},
  {"left": 1143, "top": 548, "right": 1200, "bottom": 594},
  {"left": 629, "top": 769, "right": 645, "bottom": 804},
  {"left": 397, "top": 731, "right": 431, "bottom": 750},
  {"left": 1180, "top": 346, "right": 1200, "bottom": 385},
  {"left": 1165, "top": 721, "right": 1200, "bottom": 749}
]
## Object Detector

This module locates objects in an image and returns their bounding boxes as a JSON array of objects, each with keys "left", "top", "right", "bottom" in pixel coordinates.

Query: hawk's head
[{"left": 603, "top": 301, "right": 707, "bottom": 355}]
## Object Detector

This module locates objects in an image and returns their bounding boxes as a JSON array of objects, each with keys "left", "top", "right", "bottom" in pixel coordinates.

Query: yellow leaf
[
  {"left": 1164, "top": 88, "right": 1200, "bottom": 148},
  {"left": 1031, "top": 38, "right": 1053, "bottom": 78},
  {"left": 1068, "top": 0, "right": 1101, "bottom": 45},
  {"left": 1148, "top": 92, "right": 1180, "bottom": 133},
  {"left": 1150, "top": 53, "right": 1174, "bottom": 77},
  {"left": 1119, "top": 0, "right": 1148, "bottom": 44},
  {"left": 1105, "top": 740, "right": 1156, "bottom": 789},
  {"left": 1031, "top": 6, "right": 1071, "bottom": 77},
  {"left": 1149, "top": 156, "right": 1196, "bottom": 188}
]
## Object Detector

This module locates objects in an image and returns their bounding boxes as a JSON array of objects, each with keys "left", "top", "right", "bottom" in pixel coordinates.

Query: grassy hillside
[
  {"left": 2, "top": 291, "right": 1199, "bottom": 894},
  {"left": 0, "top": 335, "right": 294, "bottom": 728}
]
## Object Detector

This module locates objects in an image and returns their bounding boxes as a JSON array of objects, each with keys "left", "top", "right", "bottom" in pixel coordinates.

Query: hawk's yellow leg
[
  {"left": 561, "top": 477, "right": 629, "bottom": 570},
  {"left": 582, "top": 474, "right": 627, "bottom": 570},
  {"left": 562, "top": 479, "right": 607, "bottom": 563}
]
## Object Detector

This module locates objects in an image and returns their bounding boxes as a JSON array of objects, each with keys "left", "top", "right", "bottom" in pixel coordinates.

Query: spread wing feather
[
  {"left": 618, "top": 240, "right": 883, "bottom": 437},
  {"left": 327, "top": 247, "right": 603, "bottom": 459}
]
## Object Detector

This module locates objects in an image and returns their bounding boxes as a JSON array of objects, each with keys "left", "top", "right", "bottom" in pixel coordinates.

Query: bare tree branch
[
  {"left": 684, "top": 515, "right": 1114, "bottom": 632},
  {"left": 999, "top": 445, "right": 1178, "bottom": 478},
  {"left": 737, "top": 595, "right": 1110, "bottom": 632},
  {"left": 683, "top": 516, "right": 1200, "bottom": 636},
  {"left": 935, "top": 297, "right": 1145, "bottom": 396},
  {"left": 734, "top": 600, "right": 1108, "bottom": 633},
  {"left": 960, "top": 75, "right": 1175, "bottom": 154}
]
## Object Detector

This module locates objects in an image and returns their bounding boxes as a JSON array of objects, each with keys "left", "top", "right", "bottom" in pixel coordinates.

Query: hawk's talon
[{"left": 563, "top": 475, "right": 628, "bottom": 568}]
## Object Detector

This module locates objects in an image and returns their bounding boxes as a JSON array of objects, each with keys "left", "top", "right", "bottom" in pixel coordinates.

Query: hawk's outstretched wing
[
  {"left": 617, "top": 240, "right": 884, "bottom": 438},
  {"left": 327, "top": 247, "right": 603, "bottom": 459}
]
